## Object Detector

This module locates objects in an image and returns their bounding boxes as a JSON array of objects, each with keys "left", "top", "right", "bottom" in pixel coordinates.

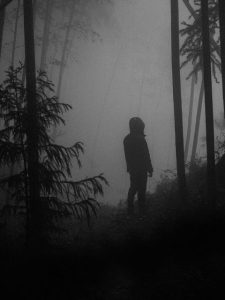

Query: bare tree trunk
[
  {"left": 21, "top": 0, "right": 37, "bottom": 83},
  {"left": 0, "top": 0, "right": 5, "bottom": 59},
  {"left": 219, "top": 0, "right": 225, "bottom": 118},
  {"left": 6, "top": 0, "right": 21, "bottom": 205},
  {"left": 201, "top": 0, "right": 216, "bottom": 207},
  {"left": 0, "top": 0, "right": 12, "bottom": 11},
  {"left": 23, "top": 0, "right": 40, "bottom": 246},
  {"left": 184, "top": 71, "right": 196, "bottom": 162},
  {"left": 32, "top": 0, "right": 37, "bottom": 25},
  {"left": 190, "top": 79, "right": 204, "bottom": 164},
  {"left": 171, "top": 0, "right": 186, "bottom": 200},
  {"left": 11, "top": 0, "right": 21, "bottom": 66},
  {"left": 40, "top": 0, "right": 53, "bottom": 71},
  {"left": 56, "top": 0, "right": 75, "bottom": 98}
]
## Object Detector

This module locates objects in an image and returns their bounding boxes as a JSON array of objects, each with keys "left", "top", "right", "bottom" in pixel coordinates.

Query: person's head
[{"left": 129, "top": 117, "right": 145, "bottom": 135}]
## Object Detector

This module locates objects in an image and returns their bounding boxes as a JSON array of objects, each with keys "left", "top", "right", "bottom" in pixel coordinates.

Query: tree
[
  {"left": 190, "top": 79, "right": 204, "bottom": 164},
  {"left": 23, "top": 0, "right": 40, "bottom": 243},
  {"left": 11, "top": 0, "right": 21, "bottom": 67},
  {"left": 0, "top": 65, "right": 108, "bottom": 244},
  {"left": 180, "top": 0, "right": 220, "bottom": 162},
  {"left": 201, "top": 0, "right": 217, "bottom": 207},
  {"left": 56, "top": 0, "right": 75, "bottom": 98},
  {"left": 184, "top": 69, "right": 196, "bottom": 162},
  {"left": 218, "top": 0, "right": 225, "bottom": 117},
  {"left": 39, "top": 0, "right": 53, "bottom": 71},
  {"left": 0, "top": 0, "right": 6, "bottom": 59},
  {"left": 170, "top": 0, "right": 186, "bottom": 200}
]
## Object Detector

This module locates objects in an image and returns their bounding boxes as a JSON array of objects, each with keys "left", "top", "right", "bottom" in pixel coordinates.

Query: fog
[
  {"left": 1, "top": 0, "right": 223, "bottom": 205},
  {"left": 61, "top": 0, "right": 222, "bottom": 204}
]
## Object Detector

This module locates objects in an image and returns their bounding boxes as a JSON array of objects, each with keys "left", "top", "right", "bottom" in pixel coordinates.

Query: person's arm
[
  {"left": 143, "top": 139, "right": 153, "bottom": 175},
  {"left": 123, "top": 139, "right": 131, "bottom": 173}
]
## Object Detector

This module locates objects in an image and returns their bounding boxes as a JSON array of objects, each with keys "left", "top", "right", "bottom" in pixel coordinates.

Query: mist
[
  {"left": 50, "top": 0, "right": 223, "bottom": 204},
  {"left": 0, "top": 0, "right": 223, "bottom": 206},
  {"left": 1, "top": 1, "right": 225, "bottom": 298}
]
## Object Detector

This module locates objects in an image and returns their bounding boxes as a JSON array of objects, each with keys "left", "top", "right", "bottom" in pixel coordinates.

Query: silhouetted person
[{"left": 124, "top": 117, "right": 153, "bottom": 216}]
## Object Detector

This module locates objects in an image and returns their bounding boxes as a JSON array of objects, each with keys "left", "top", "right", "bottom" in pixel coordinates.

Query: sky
[{"left": 1, "top": 0, "right": 224, "bottom": 205}]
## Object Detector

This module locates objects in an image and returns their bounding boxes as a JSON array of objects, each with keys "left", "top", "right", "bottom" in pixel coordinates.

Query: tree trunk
[
  {"left": 6, "top": 0, "right": 21, "bottom": 204},
  {"left": 171, "top": 0, "right": 186, "bottom": 200},
  {"left": 0, "top": 0, "right": 12, "bottom": 11},
  {"left": 21, "top": 0, "right": 37, "bottom": 82},
  {"left": 201, "top": 0, "right": 216, "bottom": 207},
  {"left": 56, "top": 1, "right": 75, "bottom": 98},
  {"left": 0, "top": 0, "right": 5, "bottom": 59},
  {"left": 40, "top": 0, "right": 53, "bottom": 71},
  {"left": 23, "top": 0, "right": 40, "bottom": 246},
  {"left": 218, "top": 0, "right": 225, "bottom": 118},
  {"left": 184, "top": 71, "right": 196, "bottom": 162},
  {"left": 11, "top": 0, "right": 21, "bottom": 66},
  {"left": 190, "top": 79, "right": 204, "bottom": 164}
]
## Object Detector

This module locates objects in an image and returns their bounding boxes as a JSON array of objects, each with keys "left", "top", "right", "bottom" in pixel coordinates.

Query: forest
[{"left": 0, "top": 0, "right": 225, "bottom": 299}]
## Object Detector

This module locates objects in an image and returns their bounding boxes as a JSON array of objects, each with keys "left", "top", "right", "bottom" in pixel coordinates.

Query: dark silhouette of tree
[
  {"left": 39, "top": 0, "right": 53, "bottom": 72},
  {"left": 201, "top": 0, "right": 217, "bottom": 207},
  {"left": 0, "top": 65, "right": 108, "bottom": 244},
  {"left": 170, "top": 0, "right": 186, "bottom": 200},
  {"left": 0, "top": 0, "right": 6, "bottom": 59},
  {"left": 0, "top": 0, "right": 12, "bottom": 11},
  {"left": 23, "top": 0, "right": 40, "bottom": 244},
  {"left": 180, "top": 0, "right": 220, "bottom": 80},
  {"left": 56, "top": 0, "right": 75, "bottom": 98},
  {"left": 180, "top": 0, "right": 220, "bottom": 163},
  {"left": 11, "top": 0, "right": 21, "bottom": 67},
  {"left": 184, "top": 69, "right": 196, "bottom": 162},
  {"left": 190, "top": 80, "right": 204, "bottom": 163},
  {"left": 219, "top": 0, "right": 225, "bottom": 118}
]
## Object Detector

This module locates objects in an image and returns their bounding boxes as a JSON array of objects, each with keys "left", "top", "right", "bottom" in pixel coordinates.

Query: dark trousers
[{"left": 127, "top": 171, "right": 147, "bottom": 216}]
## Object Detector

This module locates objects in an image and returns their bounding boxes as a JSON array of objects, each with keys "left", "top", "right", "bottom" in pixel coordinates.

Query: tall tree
[
  {"left": 201, "top": 0, "right": 216, "bottom": 207},
  {"left": 23, "top": 0, "right": 40, "bottom": 242},
  {"left": 56, "top": 0, "right": 75, "bottom": 98},
  {"left": 190, "top": 79, "right": 204, "bottom": 164},
  {"left": 11, "top": 0, "right": 21, "bottom": 67},
  {"left": 171, "top": 0, "right": 186, "bottom": 200},
  {"left": 218, "top": 0, "right": 225, "bottom": 118},
  {"left": 0, "top": 65, "right": 108, "bottom": 244},
  {"left": 180, "top": 0, "right": 220, "bottom": 163},
  {"left": 40, "top": 0, "right": 53, "bottom": 71},
  {"left": 0, "top": 0, "right": 6, "bottom": 59},
  {"left": 0, "top": 0, "right": 13, "bottom": 11},
  {"left": 184, "top": 71, "right": 196, "bottom": 162}
]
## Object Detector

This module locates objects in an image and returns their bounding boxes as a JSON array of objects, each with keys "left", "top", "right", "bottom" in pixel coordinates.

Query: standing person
[{"left": 123, "top": 117, "right": 153, "bottom": 216}]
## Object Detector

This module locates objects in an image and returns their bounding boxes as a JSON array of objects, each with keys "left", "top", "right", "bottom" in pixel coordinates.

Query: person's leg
[
  {"left": 137, "top": 172, "right": 148, "bottom": 216},
  {"left": 127, "top": 173, "right": 137, "bottom": 216}
]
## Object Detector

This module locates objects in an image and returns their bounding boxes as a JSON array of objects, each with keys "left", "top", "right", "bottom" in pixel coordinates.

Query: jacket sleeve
[
  {"left": 143, "top": 139, "right": 153, "bottom": 173},
  {"left": 123, "top": 139, "right": 131, "bottom": 173}
]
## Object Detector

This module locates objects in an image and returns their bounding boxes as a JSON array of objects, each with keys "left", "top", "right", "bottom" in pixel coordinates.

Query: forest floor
[{"left": 1, "top": 195, "right": 225, "bottom": 299}]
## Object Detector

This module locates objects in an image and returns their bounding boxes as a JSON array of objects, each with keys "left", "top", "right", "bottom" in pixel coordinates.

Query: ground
[{"left": 0, "top": 195, "right": 225, "bottom": 299}]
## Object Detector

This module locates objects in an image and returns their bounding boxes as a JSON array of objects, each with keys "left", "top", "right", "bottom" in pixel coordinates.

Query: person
[{"left": 123, "top": 117, "right": 153, "bottom": 216}]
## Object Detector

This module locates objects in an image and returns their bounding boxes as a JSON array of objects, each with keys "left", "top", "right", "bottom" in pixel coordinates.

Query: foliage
[
  {"left": 153, "top": 158, "right": 207, "bottom": 206},
  {"left": 180, "top": 0, "right": 220, "bottom": 81},
  {"left": 0, "top": 64, "right": 108, "bottom": 225}
]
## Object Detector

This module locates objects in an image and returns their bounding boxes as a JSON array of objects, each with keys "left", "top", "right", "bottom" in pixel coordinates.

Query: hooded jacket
[{"left": 123, "top": 117, "right": 153, "bottom": 174}]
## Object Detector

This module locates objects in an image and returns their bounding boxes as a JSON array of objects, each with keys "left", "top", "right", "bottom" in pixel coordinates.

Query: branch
[{"left": 183, "top": 0, "right": 220, "bottom": 56}]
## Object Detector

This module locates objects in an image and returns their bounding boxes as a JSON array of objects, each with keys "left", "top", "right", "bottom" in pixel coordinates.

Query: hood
[{"left": 129, "top": 117, "right": 145, "bottom": 135}]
